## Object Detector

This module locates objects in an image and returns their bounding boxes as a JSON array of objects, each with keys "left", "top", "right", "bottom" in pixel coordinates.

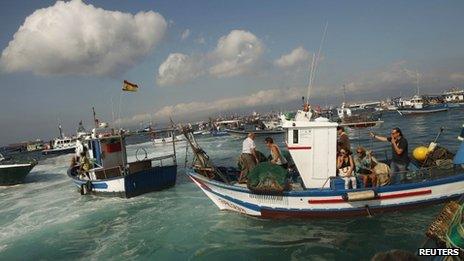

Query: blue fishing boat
[
  {"left": 397, "top": 95, "right": 449, "bottom": 115},
  {"left": 67, "top": 126, "right": 177, "bottom": 198},
  {"left": 184, "top": 110, "right": 464, "bottom": 219}
]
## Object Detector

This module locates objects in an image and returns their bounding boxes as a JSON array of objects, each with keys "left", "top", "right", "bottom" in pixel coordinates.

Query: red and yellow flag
[{"left": 122, "top": 80, "right": 138, "bottom": 92}]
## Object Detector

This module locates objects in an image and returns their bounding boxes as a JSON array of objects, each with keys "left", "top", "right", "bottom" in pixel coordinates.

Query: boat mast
[
  {"left": 416, "top": 70, "right": 420, "bottom": 96},
  {"left": 92, "top": 107, "right": 98, "bottom": 128},
  {"left": 306, "top": 22, "right": 328, "bottom": 105}
]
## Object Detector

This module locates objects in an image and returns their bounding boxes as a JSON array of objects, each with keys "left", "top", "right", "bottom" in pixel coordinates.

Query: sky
[{"left": 0, "top": 0, "right": 463, "bottom": 145}]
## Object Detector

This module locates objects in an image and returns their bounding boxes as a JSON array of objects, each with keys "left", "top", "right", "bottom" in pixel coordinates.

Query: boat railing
[{"left": 148, "top": 154, "right": 176, "bottom": 167}]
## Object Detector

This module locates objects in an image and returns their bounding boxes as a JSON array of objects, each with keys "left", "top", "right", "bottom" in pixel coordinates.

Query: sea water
[{"left": 1, "top": 109, "right": 464, "bottom": 260}]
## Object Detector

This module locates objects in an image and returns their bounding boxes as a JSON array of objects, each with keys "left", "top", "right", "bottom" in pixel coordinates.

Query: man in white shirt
[{"left": 239, "top": 132, "right": 258, "bottom": 183}]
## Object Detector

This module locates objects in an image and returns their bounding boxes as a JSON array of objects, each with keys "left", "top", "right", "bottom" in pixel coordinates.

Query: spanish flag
[{"left": 122, "top": 80, "right": 138, "bottom": 92}]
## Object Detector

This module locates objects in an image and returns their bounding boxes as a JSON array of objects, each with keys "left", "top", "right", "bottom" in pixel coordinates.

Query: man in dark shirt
[
  {"left": 337, "top": 126, "right": 351, "bottom": 153},
  {"left": 370, "top": 127, "right": 409, "bottom": 183}
]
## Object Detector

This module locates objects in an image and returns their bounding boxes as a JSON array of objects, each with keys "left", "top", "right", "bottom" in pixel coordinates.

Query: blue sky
[{"left": 0, "top": 0, "right": 463, "bottom": 144}]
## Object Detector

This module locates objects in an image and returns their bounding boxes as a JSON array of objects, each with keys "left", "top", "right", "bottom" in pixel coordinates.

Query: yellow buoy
[{"left": 413, "top": 146, "right": 429, "bottom": 162}]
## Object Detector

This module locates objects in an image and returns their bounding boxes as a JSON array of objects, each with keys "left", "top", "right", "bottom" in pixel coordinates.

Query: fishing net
[
  {"left": 422, "top": 146, "right": 455, "bottom": 168},
  {"left": 446, "top": 203, "right": 464, "bottom": 250},
  {"left": 247, "top": 162, "right": 289, "bottom": 194}
]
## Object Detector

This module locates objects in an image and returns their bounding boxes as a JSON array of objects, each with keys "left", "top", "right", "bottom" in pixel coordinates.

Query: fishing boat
[
  {"left": 0, "top": 153, "right": 37, "bottom": 185},
  {"left": 152, "top": 129, "right": 185, "bottom": 145},
  {"left": 183, "top": 110, "right": 464, "bottom": 218},
  {"left": 226, "top": 128, "right": 284, "bottom": 136},
  {"left": 397, "top": 95, "right": 449, "bottom": 115},
  {"left": 443, "top": 88, "right": 464, "bottom": 108},
  {"left": 67, "top": 126, "right": 177, "bottom": 198}
]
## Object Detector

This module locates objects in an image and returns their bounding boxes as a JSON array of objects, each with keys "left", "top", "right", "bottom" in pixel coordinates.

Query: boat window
[{"left": 293, "top": 130, "right": 298, "bottom": 144}]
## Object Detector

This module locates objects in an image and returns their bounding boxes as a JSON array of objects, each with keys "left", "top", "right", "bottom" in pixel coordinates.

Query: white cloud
[
  {"left": 116, "top": 87, "right": 302, "bottom": 125},
  {"left": 0, "top": 0, "right": 167, "bottom": 76},
  {"left": 450, "top": 73, "right": 464, "bottom": 81},
  {"left": 195, "top": 37, "right": 206, "bottom": 45},
  {"left": 209, "top": 30, "right": 264, "bottom": 78},
  {"left": 156, "top": 30, "right": 264, "bottom": 86},
  {"left": 156, "top": 53, "right": 204, "bottom": 86},
  {"left": 180, "top": 29, "right": 190, "bottom": 41},
  {"left": 274, "top": 46, "right": 310, "bottom": 68}
]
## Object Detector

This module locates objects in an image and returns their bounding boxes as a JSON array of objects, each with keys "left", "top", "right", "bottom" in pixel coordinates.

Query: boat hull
[
  {"left": 0, "top": 163, "right": 36, "bottom": 185},
  {"left": 186, "top": 170, "right": 464, "bottom": 219},
  {"left": 42, "top": 147, "right": 76, "bottom": 155},
  {"left": 397, "top": 105, "right": 449, "bottom": 115},
  {"left": 68, "top": 165, "right": 177, "bottom": 198}
]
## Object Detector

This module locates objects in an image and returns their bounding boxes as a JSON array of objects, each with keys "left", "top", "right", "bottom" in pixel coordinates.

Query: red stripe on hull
[
  {"left": 262, "top": 195, "right": 460, "bottom": 219},
  {"left": 308, "top": 189, "right": 432, "bottom": 204},
  {"left": 287, "top": 146, "right": 311, "bottom": 150},
  {"left": 378, "top": 189, "right": 431, "bottom": 199}
]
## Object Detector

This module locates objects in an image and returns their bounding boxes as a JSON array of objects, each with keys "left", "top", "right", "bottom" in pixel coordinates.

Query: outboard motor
[{"left": 453, "top": 124, "right": 464, "bottom": 166}]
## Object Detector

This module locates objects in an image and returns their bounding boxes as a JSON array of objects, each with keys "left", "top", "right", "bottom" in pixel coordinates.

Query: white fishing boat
[
  {"left": 184, "top": 111, "right": 464, "bottom": 218},
  {"left": 443, "top": 88, "right": 464, "bottom": 107},
  {"left": 152, "top": 131, "right": 185, "bottom": 145}
]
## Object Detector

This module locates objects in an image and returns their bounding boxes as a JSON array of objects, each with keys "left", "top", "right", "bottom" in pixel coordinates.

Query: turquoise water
[{"left": 1, "top": 109, "right": 464, "bottom": 260}]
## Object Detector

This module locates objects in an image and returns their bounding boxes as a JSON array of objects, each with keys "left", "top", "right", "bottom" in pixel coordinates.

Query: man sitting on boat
[
  {"left": 238, "top": 132, "right": 258, "bottom": 183},
  {"left": 337, "top": 149, "right": 357, "bottom": 189},
  {"left": 370, "top": 127, "right": 409, "bottom": 183},
  {"left": 264, "top": 137, "right": 288, "bottom": 169},
  {"left": 354, "top": 147, "right": 378, "bottom": 187}
]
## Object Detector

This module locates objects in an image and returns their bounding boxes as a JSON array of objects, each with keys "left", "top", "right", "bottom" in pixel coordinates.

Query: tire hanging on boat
[{"left": 80, "top": 181, "right": 92, "bottom": 195}]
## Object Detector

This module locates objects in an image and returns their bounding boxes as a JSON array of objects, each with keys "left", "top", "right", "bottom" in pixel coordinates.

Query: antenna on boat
[
  {"left": 92, "top": 107, "right": 98, "bottom": 128},
  {"left": 306, "top": 22, "right": 328, "bottom": 105},
  {"left": 416, "top": 69, "right": 420, "bottom": 96}
]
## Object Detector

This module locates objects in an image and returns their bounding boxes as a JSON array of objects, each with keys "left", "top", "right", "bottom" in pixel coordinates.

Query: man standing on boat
[
  {"left": 337, "top": 126, "right": 351, "bottom": 152},
  {"left": 239, "top": 132, "right": 258, "bottom": 183},
  {"left": 370, "top": 127, "right": 409, "bottom": 183}
]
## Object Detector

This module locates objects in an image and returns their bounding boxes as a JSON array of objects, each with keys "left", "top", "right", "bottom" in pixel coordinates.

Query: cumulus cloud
[
  {"left": 116, "top": 87, "right": 302, "bottom": 125},
  {"left": 274, "top": 46, "right": 310, "bottom": 68},
  {"left": 0, "top": 0, "right": 167, "bottom": 76},
  {"left": 180, "top": 29, "right": 190, "bottom": 41},
  {"left": 209, "top": 30, "right": 264, "bottom": 78},
  {"left": 156, "top": 53, "right": 204, "bottom": 86},
  {"left": 156, "top": 30, "right": 265, "bottom": 86}
]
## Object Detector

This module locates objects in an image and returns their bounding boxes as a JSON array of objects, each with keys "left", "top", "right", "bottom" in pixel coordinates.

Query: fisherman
[
  {"left": 238, "top": 132, "right": 258, "bottom": 183},
  {"left": 370, "top": 127, "right": 409, "bottom": 183},
  {"left": 354, "top": 146, "right": 378, "bottom": 187},
  {"left": 337, "top": 126, "right": 351, "bottom": 153},
  {"left": 264, "top": 137, "right": 288, "bottom": 169},
  {"left": 79, "top": 149, "right": 92, "bottom": 180}
]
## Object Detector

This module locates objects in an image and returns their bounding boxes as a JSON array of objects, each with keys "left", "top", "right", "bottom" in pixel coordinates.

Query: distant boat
[
  {"left": 0, "top": 153, "right": 37, "bottom": 185},
  {"left": 67, "top": 127, "right": 177, "bottom": 198},
  {"left": 225, "top": 128, "right": 284, "bottom": 136},
  {"left": 42, "top": 136, "right": 77, "bottom": 155},
  {"left": 397, "top": 96, "right": 448, "bottom": 115}
]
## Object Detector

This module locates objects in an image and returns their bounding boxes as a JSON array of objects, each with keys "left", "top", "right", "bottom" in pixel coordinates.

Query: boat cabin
[{"left": 283, "top": 115, "right": 338, "bottom": 188}]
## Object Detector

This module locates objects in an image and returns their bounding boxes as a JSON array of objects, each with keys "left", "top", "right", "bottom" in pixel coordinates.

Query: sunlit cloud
[{"left": 0, "top": 0, "right": 167, "bottom": 76}]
